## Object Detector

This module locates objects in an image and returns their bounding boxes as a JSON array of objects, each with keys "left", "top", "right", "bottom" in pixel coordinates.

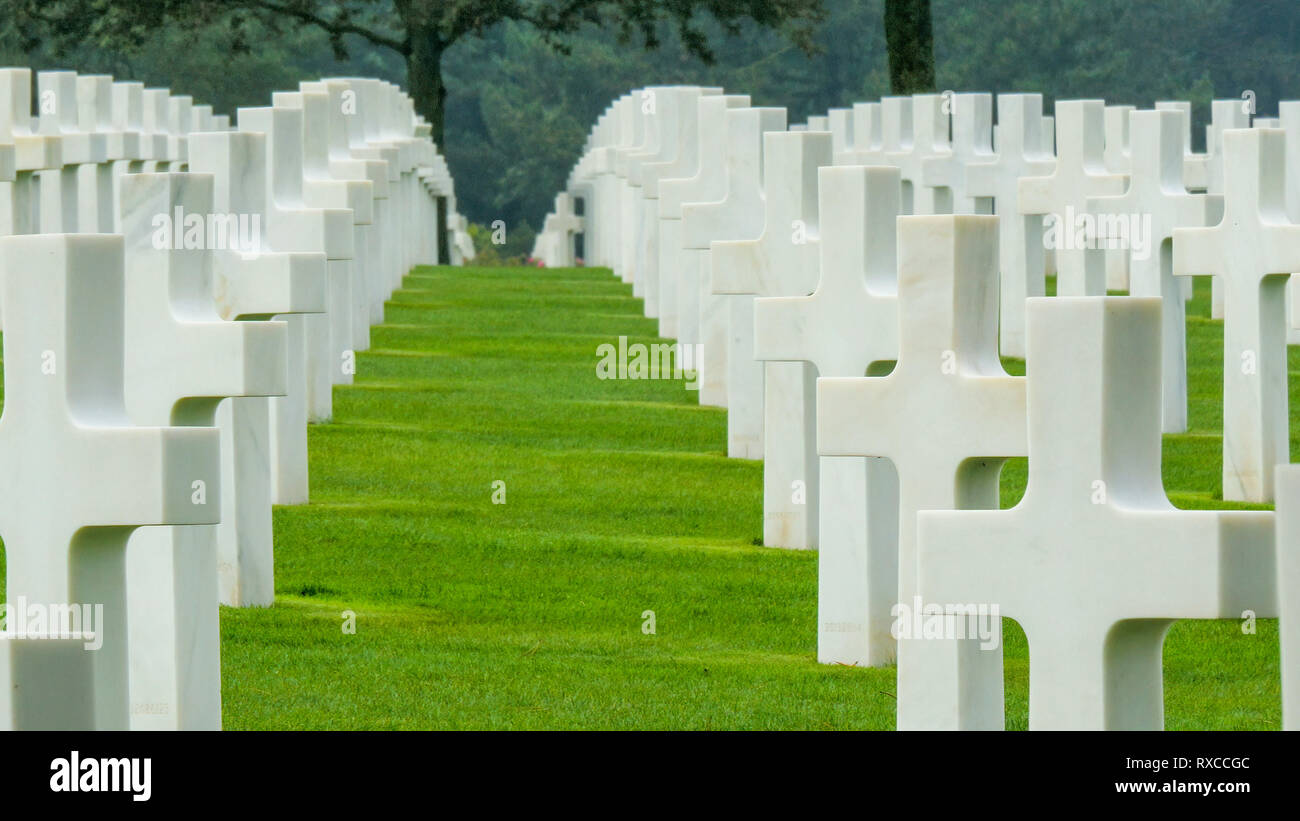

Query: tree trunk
[
  {"left": 884, "top": 0, "right": 937, "bottom": 95},
  {"left": 406, "top": 22, "right": 451, "bottom": 265},
  {"left": 406, "top": 23, "right": 447, "bottom": 146}
]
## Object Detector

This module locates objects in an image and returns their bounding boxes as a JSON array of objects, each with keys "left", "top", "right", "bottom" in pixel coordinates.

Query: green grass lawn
[{"left": 0, "top": 265, "right": 1287, "bottom": 728}]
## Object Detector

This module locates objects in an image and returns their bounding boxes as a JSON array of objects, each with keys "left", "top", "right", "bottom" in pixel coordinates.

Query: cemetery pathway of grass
[{"left": 0, "top": 267, "right": 1281, "bottom": 729}]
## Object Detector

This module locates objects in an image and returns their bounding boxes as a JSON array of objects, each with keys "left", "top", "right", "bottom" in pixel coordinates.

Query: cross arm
[
  {"left": 69, "top": 424, "right": 221, "bottom": 528},
  {"left": 1259, "top": 224, "right": 1300, "bottom": 276},
  {"left": 267, "top": 207, "right": 355, "bottom": 259},
  {"left": 1171, "top": 224, "right": 1226, "bottom": 278},
  {"left": 212, "top": 250, "right": 327, "bottom": 320},
  {"left": 303, "top": 178, "right": 373, "bottom": 224},
  {"left": 753, "top": 294, "right": 818, "bottom": 365},
  {"left": 1172, "top": 192, "right": 1221, "bottom": 229},
  {"left": 963, "top": 158, "right": 1005, "bottom": 200},
  {"left": 1017, "top": 174, "right": 1056, "bottom": 216},
  {"left": 816, "top": 376, "right": 900, "bottom": 459},
  {"left": 920, "top": 153, "right": 957, "bottom": 189},
  {"left": 709, "top": 237, "right": 762, "bottom": 295}
]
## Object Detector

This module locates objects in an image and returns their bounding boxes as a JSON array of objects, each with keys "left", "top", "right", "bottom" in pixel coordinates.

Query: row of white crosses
[
  {"left": 0, "top": 67, "right": 467, "bottom": 730},
  {"left": 548, "top": 85, "right": 1300, "bottom": 729}
]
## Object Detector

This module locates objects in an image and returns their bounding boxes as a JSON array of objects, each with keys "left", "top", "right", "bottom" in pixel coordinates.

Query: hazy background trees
[{"left": 4, "top": 0, "right": 1298, "bottom": 239}]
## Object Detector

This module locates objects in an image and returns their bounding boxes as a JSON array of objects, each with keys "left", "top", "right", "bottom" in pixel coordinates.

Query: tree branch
[{"left": 242, "top": 0, "right": 409, "bottom": 54}]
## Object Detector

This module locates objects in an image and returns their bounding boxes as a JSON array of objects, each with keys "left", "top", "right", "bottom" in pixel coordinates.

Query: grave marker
[
  {"left": 1173, "top": 127, "right": 1300, "bottom": 502},
  {"left": 0, "top": 234, "right": 220, "bottom": 730},
  {"left": 818, "top": 214, "right": 1025, "bottom": 729},
  {"left": 1088, "top": 109, "right": 1221, "bottom": 433},
  {"left": 754, "top": 165, "right": 901, "bottom": 664},
  {"left": 918, "top": 296, "right": 1275, "bottom": 729},
  {"left": 713, "top": 130, "right": 830, "bottom": 548},
  {"left": 1019, "top": 100, "right": 1126, "bottom": 295},
  {"left": 965, "top": 93, "right": 1054, "bottom": 358},
  {"left": 681, "top": 106, "right": 786, "bottom": 417}
]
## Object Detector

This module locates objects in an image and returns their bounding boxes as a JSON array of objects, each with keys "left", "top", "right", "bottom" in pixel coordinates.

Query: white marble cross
[
  {"left": 1152, "top": 101, "right": 1206, "bottom": 303},
  {"left": 593, "top": 103, "right": 625, "bottom": 270},
  {"left": 713, "top": 130, "right": 830, "bottom": 549},
  {"left": 613, "top": 92, "right": 648, "bottom": 284},
  {"left": 118, "top": 171, "right": 288, "bottom": 730},
  {"left": 0, "top": 67, "right": 54, "bottom": 224},
  {"left": 1019, "top": 100, "right": 1127, "bottom": 295},
  {"left": 631, "top": 87, "right": 706, "bottom": 313},
  {"left": 315, "top": 78, "right": 387, "bottom": 341},
  {"left": 681, "top": 106, "right": 786, "bottom": 420},
  {"left": 1039, "top": 111, "right": 1060, "bottom": 283},
  {"left": 334, "top": 77, "right": 409, "bottom": 300},
  {"left": 38, "top": 71, "right": 107, "bottom": 232},
  {"left": 74, "top": 75, "right": 119, "bottom": 233},
  {"left": 965, "top": 93, "right": 1054, "bottom": 358},
  {"left": 1103, "top": 104, "right": 1134, "bottom": 174},
  {"left": 369, "top": 81, "right": 425, "bottom": 278},
  {"left": 1205, "top": 99, "right": 1251, "bottom": 318},
  {"left": 1102, "top": 104, "right": 1136, "bottom": 291},
  {"left": 109, "top": 81, "right": 148, "bottom": 231},
  {"left": 351, "top": 78, "right": 420, "bottom": 282},
  {"left": 1155, "top": 100, "right": 1209, "bottom": 191},
  {"left": 1173, "top": 128, "right": 1300, "bottom": 502},
  {"left": 273, "top": 87, "right": 372, "bottom": 398},
  {"left": 575, "top": 105, "right": 619, "bottom": 271},
  {"left": 1279, "top": 101, "right": 1300, "bottom": 344},
  {"left": 754, "top": 165, "right": 901, "bottom": 665},
  {"left": 918, "top": 296, "right": 1275, "bottom": 729},
  {"left": 658, "top": 93, "right": 749, "bottom": 358},
  {"left": 542, "top": 192, "right": 583, "bottom": 267},
  {"left": 884, "top": 94, "right": 952, "bottom": 215},
  {"left": 319, "top": 78, "right": 390, "bottom": 300},
  {"left": 304, "top": 79, "right": 380, "bottom": 351},
  {"left": 647, "top": 87, "right": 714, "bottom": 337},
  {"left": 238, "top": 104, "right": 354, "bottom": 502},
  {"left": 168, "top": 94, "right": 193, "bottom": 170},
  {"left": 191, "top": 104, "right": 215, "bottom": 133},
  {"left": 188, "top": 129, "right": 327, "bottom": 610},
  {"left": 818, "top": 214, "right": 1025, "bottom": 729},
  {"left": 0, "top": 234, "right": 220, "bottom": 730},
  {"left": 0, "top": 69, "right": 49, "bottom": 331},
  {"left": 833, "top": 101, "right": 883, "bottom": 167},
  {"left": 1089, "top": 109, "right": 1222, "bottom": 433},
  {"left": 826, "top": 107, "right": 853, "bottom": 157},
  {"left": 142, "top": 88, "right": 174, "bottom": 172},
  {"left": 921, "top": 92, "right": 993, "bottom": 214},
  {"left": 1277, "top": 464, "right": 1300, "bottom": 730},
  {"left": 624, "top": 87, "right": 667, "bottom": 297}
]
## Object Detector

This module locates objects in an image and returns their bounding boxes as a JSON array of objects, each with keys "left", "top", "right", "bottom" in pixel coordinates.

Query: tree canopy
[{"left": 4, "top": 0, "right": 1299, "bottom": 233}]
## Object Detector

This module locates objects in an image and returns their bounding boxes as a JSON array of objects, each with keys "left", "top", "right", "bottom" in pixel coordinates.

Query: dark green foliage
[{"left": 884, "top": 0, "right": 935, "bottom": 93}]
